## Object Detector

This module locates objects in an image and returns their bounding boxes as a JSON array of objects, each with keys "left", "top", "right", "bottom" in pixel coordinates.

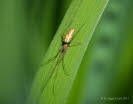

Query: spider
[{"left": 40, "top": 25, "right": 83, "bottom": 96}]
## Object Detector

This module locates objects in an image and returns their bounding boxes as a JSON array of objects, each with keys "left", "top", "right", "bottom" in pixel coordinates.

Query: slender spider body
[
  {"left": 60, "top": 28, "right": 74, "bottom": 53},
  {"left": 63, "top": 28, "right": 74, "bottom": 44}
]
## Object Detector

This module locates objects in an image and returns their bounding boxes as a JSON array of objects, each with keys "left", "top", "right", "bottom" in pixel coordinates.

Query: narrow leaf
[{"left": 27, "top": 0, "right": 109, "bottom": 104}]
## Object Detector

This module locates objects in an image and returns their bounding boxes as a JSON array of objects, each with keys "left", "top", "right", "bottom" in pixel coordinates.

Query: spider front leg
[{"left": 70, "top": 22, "right": 86, "bottom": 43}]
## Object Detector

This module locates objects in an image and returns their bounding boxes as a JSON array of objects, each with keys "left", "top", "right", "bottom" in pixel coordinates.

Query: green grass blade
[{"left": 27, "top": 0, "right": 109, "bottom": 104}]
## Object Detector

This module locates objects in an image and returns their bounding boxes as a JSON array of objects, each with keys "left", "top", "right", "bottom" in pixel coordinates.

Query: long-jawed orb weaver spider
[
  {"left": 40, "top": 24, "right": 84, "bottom": 96},
  {"left": 38, "top": 0, "right": 85, "bottom": 98}
]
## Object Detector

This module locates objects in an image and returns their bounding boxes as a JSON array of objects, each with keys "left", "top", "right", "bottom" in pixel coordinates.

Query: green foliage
[
  {"left": 66, "top": 0, "right": 133, "bottom": 104},
  {"left": 27, "top": 0, "right": 109, "bottom": 104},
  {"left": 1, "top": 0, "right": 133, "bottom": 104}
]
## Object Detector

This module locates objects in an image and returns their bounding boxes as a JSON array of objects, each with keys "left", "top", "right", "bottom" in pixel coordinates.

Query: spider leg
[
  {"left": 68, "top": 42, "right": 81, "bottom": 47},
  {"left": 38, "top": 49, "right": 63, "bottom": 100},
  {"left": 71, "top": 22, "right": 86, "bottom": 43},
  {"left": 61, "top": 21, "right": 73, "bottom": 38},
  {"left": 40, "top": 48, "right": 62, "bottom": 66},
  {"left": 62, "top": 0, "right": 84, "bottom": 32},
  {"left": 39, "top": 52, "right": 62, "bottom": 98},
  {"left": 61, "top": 53, "right": 71, "bottom": 76},
  {"left": 52, "top": 53, "right": 63, "bottom": 96},
  {"left": 52, "top": 68, "right": 58, "bottom": 96}
]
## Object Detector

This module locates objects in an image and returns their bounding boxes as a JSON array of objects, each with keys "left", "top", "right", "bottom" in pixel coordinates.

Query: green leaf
[{"left": 27, "top": 0, "right": 109, "bottom": 104}]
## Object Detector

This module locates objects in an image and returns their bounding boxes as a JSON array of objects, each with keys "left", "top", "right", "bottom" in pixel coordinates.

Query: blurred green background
[{"left": 0, "top": 0, "right": 133, "bottom": 104}]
